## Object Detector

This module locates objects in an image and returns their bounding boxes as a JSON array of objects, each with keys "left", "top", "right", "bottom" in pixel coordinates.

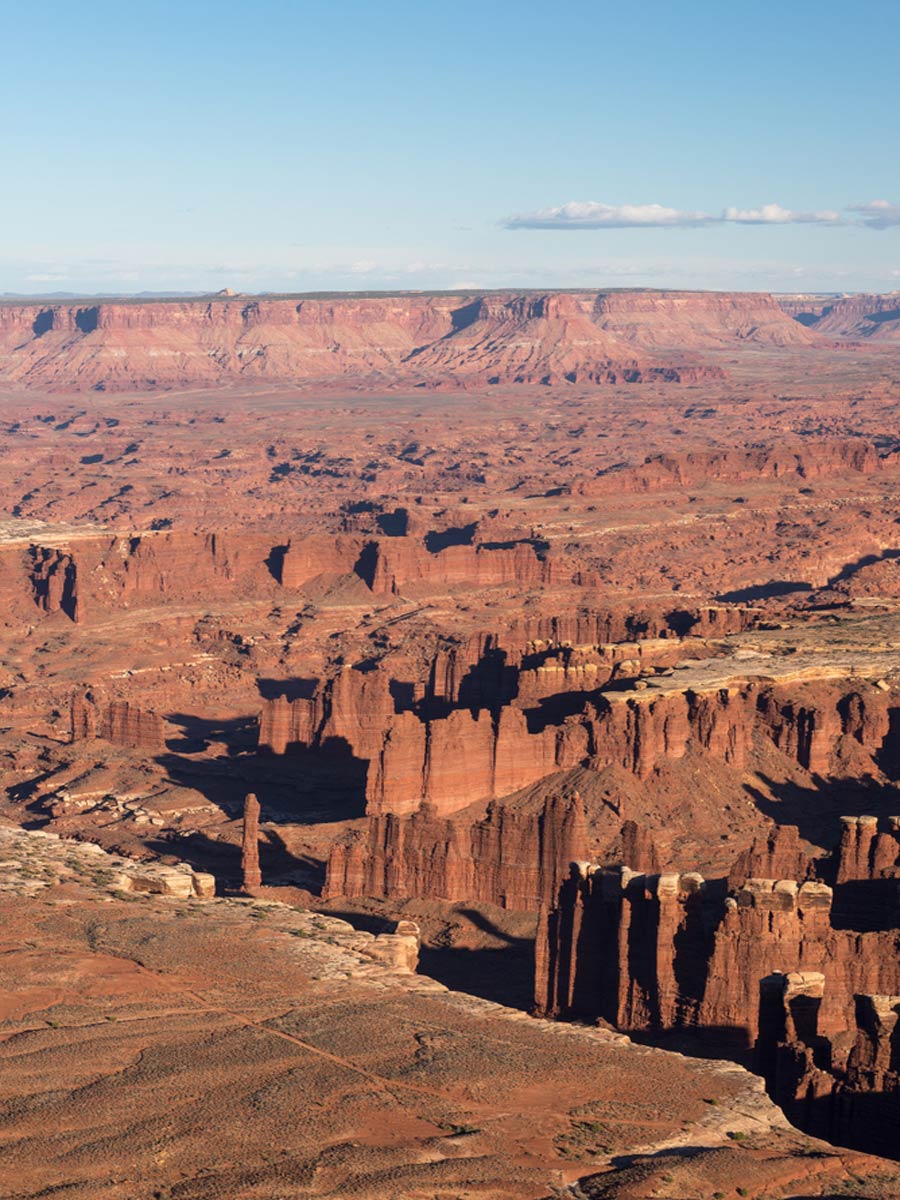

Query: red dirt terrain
[{"left": 3, "top": 289, "right": 900, "bottom": 1197}]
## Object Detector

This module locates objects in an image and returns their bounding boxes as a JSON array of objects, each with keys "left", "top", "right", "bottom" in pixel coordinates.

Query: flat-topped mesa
[
  {"left": 2, "top": 529, "right": 613, "bottom": 632},
  {"left": 779, "top": 292, "right": 900, "bottom": 340},
  {"left": 590, "top": 289, "right": 822, "bottom": 348},
  {"left": 71, "top": 690, "right": 166, "bottom": 752},
  {"left": 491, "top": 603, "right": 761, "bottom": 645},
  {"left": 580, "top": 436, "right": 880, "bottom": 497},
  {"left": 0, "top": 290, "right": 820, "bottom": 391}
]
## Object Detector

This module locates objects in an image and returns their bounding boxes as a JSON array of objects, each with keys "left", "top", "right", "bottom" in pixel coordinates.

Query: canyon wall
[
  {"left": 579, "top": 436, "right": 880, "bottom": 497},
  {"left": 0, "top": 290, "right": 817, "bottom": 391},
  {"left": 71, "top": 690, "right": 166, "bottom": 751},
  {"left": 761, "top": 976, "right": 900, "bottom": 1159},
  {"left": 323, "top": 793, "right": 590, "bottom": 911},
  {"left": 537, "top": 814, "right": 900, "bottom": 1040},
  {"left": 537, "top": 814, "right": 900, "bottom": 1158},
  {"left": 0, "top": 527, "right": 585, "bottom": 628},
  {"left": 779, "top": 294, "right": 900, "bottom": 341},
  {"left": 276, "top": 666, "right": 899, "bottom": 820}
]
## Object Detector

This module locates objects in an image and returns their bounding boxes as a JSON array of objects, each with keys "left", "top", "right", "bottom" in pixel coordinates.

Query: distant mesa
[{"left": 0, "top": 288, "right": 831, "bottom": 392}]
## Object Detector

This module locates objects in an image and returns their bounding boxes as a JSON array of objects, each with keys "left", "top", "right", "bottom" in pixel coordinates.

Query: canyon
[{"left": 3, "top": 288, "right": 900, "bottom": 1197}]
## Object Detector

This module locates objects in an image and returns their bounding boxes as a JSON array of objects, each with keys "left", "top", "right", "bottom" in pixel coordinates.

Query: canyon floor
[{"left": 2, "top": 292, "right": 900, "bottom": 1196}]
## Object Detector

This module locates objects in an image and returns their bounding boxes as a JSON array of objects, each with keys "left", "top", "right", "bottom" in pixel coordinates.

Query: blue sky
[{"left": 3, "top": 0, "right": 898, "bottom": 294}]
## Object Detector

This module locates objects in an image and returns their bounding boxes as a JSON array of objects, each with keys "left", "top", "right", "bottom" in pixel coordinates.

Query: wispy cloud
[
  {"left": 506, "top": 199, "right": 898, "bottom": 231},
  {"left": 723, "top": 203, "right": 841, "bottom": 225},
  {"left": 848, "top": 200, "right": 900, "bottom": 229},
  {"left": 506, "top": 201, "right": 715, "bottom": 229}
]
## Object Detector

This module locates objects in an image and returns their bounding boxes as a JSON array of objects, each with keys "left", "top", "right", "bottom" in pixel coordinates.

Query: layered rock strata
[
  {"left": 272, "top": 670, "right": 900, "bottom": 819},
  {"left": 324, "top": 793, "right": 590, "bottom": 910},
  {"left": 780, "top": 293, "right": 900, "bottom": 340},
  {"left": 0, "top": 290, "right": 815, "bottom": 391},
  {"left": 537, "top": 823, "right": 900, "bottom": 1041},
  {"left": 71, "top": 690, "right": 166, "bottom": 752},
  {"left": 759, "top": 975, "right": 900, "bottom": 1159}
]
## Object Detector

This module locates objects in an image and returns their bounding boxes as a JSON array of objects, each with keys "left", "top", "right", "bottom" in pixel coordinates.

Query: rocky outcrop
[
  {"left": 363, "top": 919, "right": 421, "bottom": 973},
  {"left": 780, "top": 293, "right": 900, "bottom": 341},
  {"left": 538, "top": 854, "right": 900, "bottom": 1043},
  {"left": 727, "top": 824, "right": 812, "bottom": 889},
  {"left": 759, "top": 977, "right": 900, "bottom": 1159},
  {"left": 241, "top": 792, "right": 262, "bottom": 890},
  {"left": 29, "top": 546, "right": 80, "bottom": 620},
  {"left": 112, "top": 859, "right": 216, "bottom": 899},
  {"left": 538, "top": 813, "right": 900, "bottom": 1161},
  {"left": 580, "top": 437, "right": 880, "bottom": 496},
  {"left": 833, "top": 813, "right": 900, "bottom": 884},
  {"left": 0, "top": 290, "right": 821, "bottom": 392},
  {"left": 1, "top": 528, "right": 607, "bottom": 631},
  {"left": 324, "top": 793, "right": 589, "bottom": 911},
  {"left": 261, "top": 655, "right": 900, "bottom": 820},
  {"left": 71, "top": 690, "right": 166, "bottom": 752}
]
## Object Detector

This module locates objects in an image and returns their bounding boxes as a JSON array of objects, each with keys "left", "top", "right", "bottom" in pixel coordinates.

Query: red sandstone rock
[
  {"left": 619, "top": 820, "right": 660, "bottom": 872},
  {"left": 539, "top": 816, "right": 900, "bottom": 1064},
  {"left": 70, "top": 690, "right": 165, "bottom": 752},
  {"left": 262, "top": 666, "right": 900, "bottom": 821},
  {"left": 324, "top": 793, "right": 589, "bottom": 913},
  {"left": 241, "top": 792, "right": 262, "bottom": 891},
  {"left": 779, "top": 293, "right": 900, "bottom": 341},
  {"left": 0, "top": 291, "right": 807, "bottom": 392},
  {"left": 580, "top": 437, "right": 879, "bottom": 497},
  {"left": 727, "top": 825, "right": 812, "bottom": 889},
  {"left": 759, "top": 976, "right": 900, "bottom": 1158}
]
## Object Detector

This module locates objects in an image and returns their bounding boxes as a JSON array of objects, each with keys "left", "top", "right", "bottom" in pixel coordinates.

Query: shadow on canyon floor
[
  {"left": 326, "top": 904, "right": 536, "bottom": 1011},
  {"left": 146, "top": 826, "right": 326, "bottom": 893},
  {"left": 154, "top": 737, "right": 370, "bottom": 827},
  {"left": 745, "top": 771, "right": 900, "bottom": 852}
]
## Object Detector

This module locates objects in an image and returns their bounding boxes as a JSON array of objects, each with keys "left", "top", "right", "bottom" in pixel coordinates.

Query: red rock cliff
[{"left": 0, "top": 289, "right": 819, "bottom": 391}]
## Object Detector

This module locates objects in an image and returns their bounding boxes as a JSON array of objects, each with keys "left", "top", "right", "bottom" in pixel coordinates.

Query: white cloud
[
  {"left": 723, "top": 203, "right": 842, "bottom": 224},
  {"left": 505, "top": 201, "right": 714, "bottom": 229},
  {"left": 505, "top": 199, "right": 892, "bottom": 231},
  {"left": 848, "top": 200, "right": 900, "bottom": 229}
]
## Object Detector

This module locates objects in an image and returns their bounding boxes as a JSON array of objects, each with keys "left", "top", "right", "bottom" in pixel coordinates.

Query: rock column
[{"left": 241, "top": 793, "right": 262, "bottom": 891}]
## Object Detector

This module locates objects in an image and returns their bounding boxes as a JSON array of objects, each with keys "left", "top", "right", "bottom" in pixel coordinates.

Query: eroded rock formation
[
  {"left": 71, "top": 690, "right": 166, "bottom": 752},
  {"left": 324, "top": 793, "right": 590, "bottom": 911},
  {"left": 0, "top": 290, "right": 817, "bottom": 391},
  {"left": 538, "top": 814, "right": 900, "bottom": 1157},
  {"left": 580, "top": 437, "right": 880, "bottom": 497},
  {"left": 241, "top": 792, "right": 262, "bottom": 890},
  {"left": 759, "top": 976, "right": 900, "bottom": 1159},
  {"left": 780, "top": 293, "right": 900, "bottom": 341},
  {"left": 266, "top": 665, "right": 900, "bottom": 820}
]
